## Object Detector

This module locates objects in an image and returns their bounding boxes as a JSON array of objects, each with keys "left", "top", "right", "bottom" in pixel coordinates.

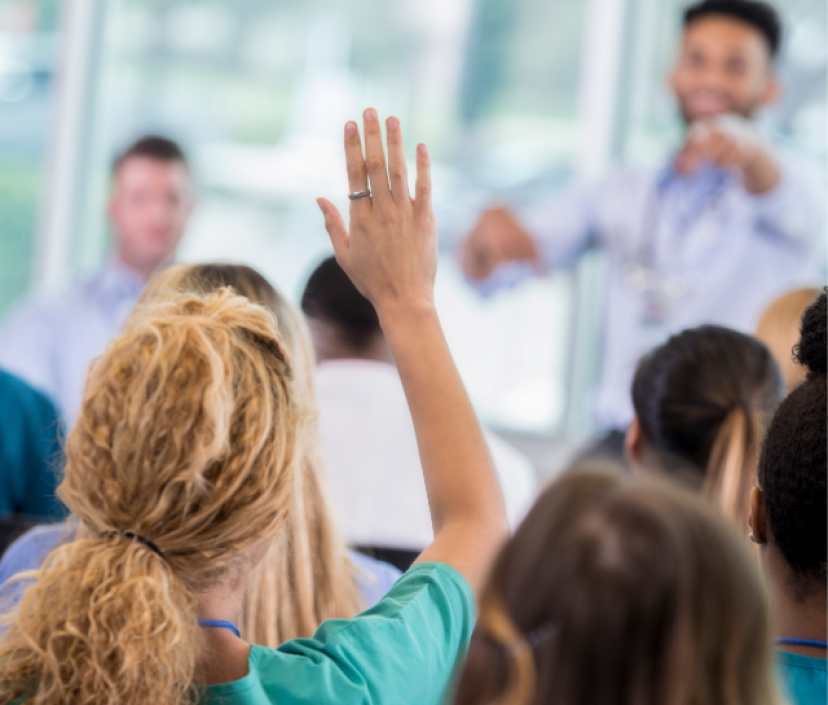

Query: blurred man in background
[
  {"left": 462, "top": 0, "right": 818, "bottom": 460},
  {"left": 0, "top": 136, "right": 193, "bottom": 428},
  {"left": 302, "top": 256, "right": 537, "bottom": 571}
]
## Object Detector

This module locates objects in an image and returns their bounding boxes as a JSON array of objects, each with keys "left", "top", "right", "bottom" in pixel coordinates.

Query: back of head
[
  {"left": 683, "top": 0, "right": 782, "bottom": 58},
  {"left": 0, "top": 290, "right": 298, "bottom": 704},
  {"left": 455, "top": 465, "right": 778, "bottom": 705},
  {"left": 301, "top": 256, "right": 381, "bottom": 354},
  {"left": 631, "top": 325, "right": 783, "bottom": 527},
  {"left": 756, "top": 288, "right": 821, "bottom": 390},
  {"left": 141, "top": 263, "right": 363, "bottom": 645},
  {"left": 758, "top": 289, "right": 827, "bottom": 595}
]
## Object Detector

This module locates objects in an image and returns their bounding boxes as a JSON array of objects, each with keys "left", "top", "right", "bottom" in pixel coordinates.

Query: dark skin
[
  {"left": 307, "top": 317, "right": 393, "bottom": 365},
  {"left": 462, "top": 15, "right": 780, "bottom": 281},
  {"left": 749, "top": 486, "right": 828, "bottom": 659}
]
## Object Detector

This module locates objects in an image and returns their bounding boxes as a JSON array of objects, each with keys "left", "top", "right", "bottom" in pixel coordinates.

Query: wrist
[{"left": 376, "top": 297, "right": 438, "bottom": 331}]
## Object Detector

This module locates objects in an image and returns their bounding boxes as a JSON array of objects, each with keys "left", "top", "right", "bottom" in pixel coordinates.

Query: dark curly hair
[
  {"left": 758, "top": 289, "right": 827, "bottom": 589},
  {"left": 684, "top": 0, "right": 782, "bottom": 57}
]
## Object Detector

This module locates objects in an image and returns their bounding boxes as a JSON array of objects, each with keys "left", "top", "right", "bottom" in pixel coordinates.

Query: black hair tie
[{"left": 105, "top": 530, "right": 165, "bottom": 559}]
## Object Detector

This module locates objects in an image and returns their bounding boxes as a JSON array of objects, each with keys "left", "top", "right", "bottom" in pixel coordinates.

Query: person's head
[
  {"left": 751, "top": 289, "right": 826, "bottom": 603},
  {"left": 140, "top": 263, "right": 363, "bottom": 646},
  {"left": 0, "top": 289, "right": 300, "bottom": 703},
  {"left": 454, "top": 465, "right": 780, "bottom": 705},
  {"left": 756, "top": 288, "right": 821, "bottom": 391},
  {"left": 626, "top": 325, "right": 783, "bottom": 529},
  {"left": 109, "top": 136, "right": 194, "bottom": 278},
  {"left": 670, "top": 0, "right": 781, "bottom": 123},
  {"left": 301, "top": 256, "right": 389, "bottom": 363}
]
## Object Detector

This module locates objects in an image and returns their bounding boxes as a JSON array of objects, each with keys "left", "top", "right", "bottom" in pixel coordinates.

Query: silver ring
[{"left": 348, "top": 189, "right": 371, "bottom": 200}]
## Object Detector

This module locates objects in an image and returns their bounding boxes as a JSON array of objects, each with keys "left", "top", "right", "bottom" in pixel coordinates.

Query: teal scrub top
[
  {"left": 775, "top": 649, "right": 827, "bottom": 705},
  {"left": 201, "top": 561, "right": 475, "bottom": 705}
]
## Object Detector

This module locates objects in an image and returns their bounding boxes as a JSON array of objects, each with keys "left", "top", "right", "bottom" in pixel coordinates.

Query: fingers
[
  {"left": 317, "top": 198, "right": 349, "bottom": 264},
  {"left": 344, "top": 121, "right": 369, "bottom": 200},
  {"left": 363, "top": 108, "right": 392, "bottom": 203},
  {"left": 414, "top": 143, "right": 432, "bottom": 215},
  {"left": 386, "top": 116, "right": 410, "bottom": 205}
]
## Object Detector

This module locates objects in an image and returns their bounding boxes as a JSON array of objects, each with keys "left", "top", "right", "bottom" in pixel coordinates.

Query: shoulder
[
  {"left": 0, "top": 370, "right": 59, "bottom": 418},
  {"left": 0, "top": 524, "right": 73, "bottom": 585},
  {"left": 239, "top": 564, "right": 475, "bottom": 704}
]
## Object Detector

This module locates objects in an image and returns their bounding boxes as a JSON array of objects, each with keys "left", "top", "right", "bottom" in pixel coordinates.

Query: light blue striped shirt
[{"left": 473, "top": 158, "right": 820, "bottom": 430}]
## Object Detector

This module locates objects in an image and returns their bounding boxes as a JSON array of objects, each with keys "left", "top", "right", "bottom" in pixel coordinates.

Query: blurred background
[{"left": 0, "top": 0, "right": 825, "bottom": 473}]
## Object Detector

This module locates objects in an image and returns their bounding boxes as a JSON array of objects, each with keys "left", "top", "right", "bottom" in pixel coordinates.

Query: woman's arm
[{"left": 317, "top": 108, "right": 509, "bottom": 594}]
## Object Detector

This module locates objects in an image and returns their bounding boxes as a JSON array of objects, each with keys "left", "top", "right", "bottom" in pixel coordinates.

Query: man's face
[
  {"left": 670, "top": 15, "right": 777, "bottom": 123},
  {"left": 109, "top": 156, "right": 193, "bottom": 275}
]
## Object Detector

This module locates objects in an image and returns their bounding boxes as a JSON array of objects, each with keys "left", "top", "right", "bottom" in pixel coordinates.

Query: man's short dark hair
[
  {"left": 684, "top": 0, "right": 782, "bottom": 57},
  {"left": 114, "top": 135, "right": 188, "bottom": 174},
  {"left": 301, "top": 256, "right": 381, "bottom": 349}
]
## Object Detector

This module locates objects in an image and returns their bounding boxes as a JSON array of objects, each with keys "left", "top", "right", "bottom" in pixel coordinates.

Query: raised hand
[{"left": 317, "top": 108, "right": 437, "bottom": 318}]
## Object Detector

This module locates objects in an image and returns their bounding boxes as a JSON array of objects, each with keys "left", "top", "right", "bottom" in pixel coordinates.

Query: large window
[
  {"left": 70, "top": 0, "right": 590, "bottom": 434},
  {"left": 0, "top": 0, "right": 60, "bottom": 313}
]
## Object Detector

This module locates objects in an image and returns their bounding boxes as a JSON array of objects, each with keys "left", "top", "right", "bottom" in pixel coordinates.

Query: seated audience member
[
  {"left": 0, "top": 110, "right": 509, "bottom": 704},
  {"left": 454, "top": 466, "right": 782, "bottom": 705},
  {"left": 0, "top": 136, "right": 193, "bottom": 428},
  {"left": 756, "top": 287, "right": 821, "bottom": 390},
  {"left": 302, "top": 256, "right": 536, "bottom": 568},
  {"left": 625, "top": 325, "right": 783, "bottom": 529},
  {"left": 0, "top": 263, "right": 402, "bottom": 643},
  {"left": 0, "top": 370, "right": 63, "bottom": 520},
  {"left": 750, "top": 289, "right": 826, "bottom": 705}
]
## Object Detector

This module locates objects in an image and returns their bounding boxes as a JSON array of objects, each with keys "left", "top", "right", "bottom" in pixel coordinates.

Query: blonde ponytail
[
  {"left": 703, "top": 403, "right": 759, "bottom": 530},
  {"left": 0, "top": 290, "right": 300, "bottom": 704},
  {"left": 0, "top": 537, "right": 197, "bottom": 705},
  {"left": 141, "top": 264, "right": 364, "bottom": 647}
]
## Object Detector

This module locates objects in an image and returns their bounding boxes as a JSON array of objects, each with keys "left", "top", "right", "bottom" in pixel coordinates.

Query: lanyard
[
  {"left": 774, "top": 638, "right": 828, "bottom": 649},
  {"left": 199, "top": 619, "right": 242, "bottom": 638}
]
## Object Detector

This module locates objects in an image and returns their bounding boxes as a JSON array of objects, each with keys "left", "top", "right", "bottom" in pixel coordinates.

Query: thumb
[{"left": 317, "top": 198, "right": 349, "bottom": 261}]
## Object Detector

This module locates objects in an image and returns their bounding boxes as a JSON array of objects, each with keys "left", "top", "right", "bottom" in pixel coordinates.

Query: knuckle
[{"left": 366, "top": 157, "right": 385, "bottom": 172}]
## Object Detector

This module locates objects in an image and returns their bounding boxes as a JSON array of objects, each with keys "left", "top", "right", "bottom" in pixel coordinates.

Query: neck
[
  {"left": 767, "top": 546, "right": 827, "bottom": 659},
  {"left": 309, "top": 320, "right": 393, "bottom": 364},
  {"left": 194, "top": 576, "right": 251, "bottom": 685},
  {"left": 116, "top": 249, "right": 170, "bottom": 281}
]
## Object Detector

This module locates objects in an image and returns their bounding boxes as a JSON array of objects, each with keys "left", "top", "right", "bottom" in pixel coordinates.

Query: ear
[
  {"left": 748, "top": 486, "right": 768, "bottom": 544},
  {"left": 624, "top": 416, "right": 646, "bottom": 474}
]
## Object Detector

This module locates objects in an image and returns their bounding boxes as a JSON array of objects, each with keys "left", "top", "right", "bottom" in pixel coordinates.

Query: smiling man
[
  {"left": 462, "top": 0, "right": 819, "bottom": 460},
  {"left": 0, "top": 136, "right": 194, "bottom": 428}
]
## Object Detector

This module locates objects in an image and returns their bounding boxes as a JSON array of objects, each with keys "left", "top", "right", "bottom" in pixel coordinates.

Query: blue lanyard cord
[
  {"left": 198, "top": 619, "right": 241, "bottom": 639},
  {"left": 774, "top": 638, "right": 828, "bottom": 649}
]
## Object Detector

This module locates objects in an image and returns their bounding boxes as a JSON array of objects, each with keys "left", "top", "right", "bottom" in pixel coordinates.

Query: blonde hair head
[
  {"left": 0, "top": 289, "right": 299, "bottom": 704},
  {"left": 756, "top": 288, "right": 821, "bottom": 390},
  {"left": 140, "top": 263, "right": 363, "bottom": 646}
]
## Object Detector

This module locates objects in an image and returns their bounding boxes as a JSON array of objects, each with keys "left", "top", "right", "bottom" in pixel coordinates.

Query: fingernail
[
  {"left": 387, "top": 116, "right": 398, "bottom": 130},
  {"left": 345, "top": 121, "right": 357, "bottom": 135},
  {"left": 316, "top": 198, "right": 327, "bottom": 215},
  {"left": 364, "top": 108, "right": 377, "bottom": 121},
  {"left": 418, "top": 143, "right": 428, "bottom": 155}
]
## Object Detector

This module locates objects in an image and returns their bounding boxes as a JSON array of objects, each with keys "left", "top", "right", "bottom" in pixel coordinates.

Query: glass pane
[
  {"left": 84, "top": 0, "right": 589, "bottom": 434},
  {"left": 0, "top": 0, "right": 61, "bottom": 316}
]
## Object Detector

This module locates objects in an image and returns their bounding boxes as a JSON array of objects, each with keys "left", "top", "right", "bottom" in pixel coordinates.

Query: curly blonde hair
[
  {"left": 0, "top": 290, "right": 300, "bottom": 705},
  {"left": 139, "top": 264, "right": 364, "bottom": 646}
]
